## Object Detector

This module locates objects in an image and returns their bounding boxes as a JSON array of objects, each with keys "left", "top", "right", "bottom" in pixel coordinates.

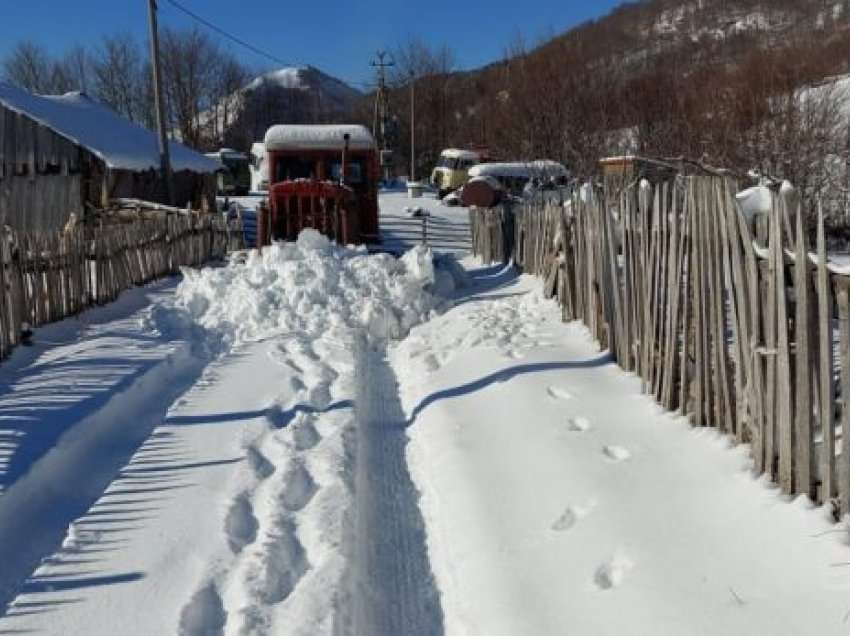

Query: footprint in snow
[
  {"left": 594, "top": 555, "right": 635, "bottom": 590},
  {"left": 551, "top": 501, "right": 596, "bottom": 531},
  {"left": 422, "top": 353, "right": 441, "bottom": 373},
  {"left": 547, "top": 386, "right": 573, "bottom": 401},
  {"left": 292, "top": 416, "right": 321, "bottom": 451},
  {"left": 280, "top": 462, "right": 318, "bottom": 512},
  {"left": 246, "top": 446, "right": 275, "bottom": 481},
  {"left": 178, "top": 583, "right": 227, "bottom": 636},
  {"left": 224, "top": 494, "right": 259, "bottom": 554},
  {"left": 567, "top": 416, "right": 591, "bottom": 432},
  {"left": 602, "top": 445, "right": 631, "bottom": 462}
]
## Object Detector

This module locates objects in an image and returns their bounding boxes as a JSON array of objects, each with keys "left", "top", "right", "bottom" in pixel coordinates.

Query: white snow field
[{"left": 0, "top": 190, "right": 850, "bottom": 635}]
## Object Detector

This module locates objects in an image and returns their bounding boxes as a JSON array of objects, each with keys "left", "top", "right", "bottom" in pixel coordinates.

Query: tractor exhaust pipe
[{"left": 341, "top": 133, "right": 350, "bottom": 185}]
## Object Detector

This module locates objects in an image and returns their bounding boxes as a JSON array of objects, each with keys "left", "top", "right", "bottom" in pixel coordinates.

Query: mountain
[
  {"left": 205, "top": 66, "right": 363, "bottom": 150},
  {"left": 244, "top": 66, "right": 362, "bottom": 114},
  {"left": 531, "top": 0, "right": 850, "bottom": 73}
]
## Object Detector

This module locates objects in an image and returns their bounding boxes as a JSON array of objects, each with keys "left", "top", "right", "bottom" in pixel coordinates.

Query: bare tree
[
  {"left": 2, "top": 41, "right": 52, "bottom": 93},
  {"left": 204, "top": 54, "right": 251, "bottom": 148},
  {"left": 91, "top": 33, "right": 147, "bottom": 123},
  {"left": 160, "top": 27, "right": 221, "bottom": 147},
  {"left": 60, "top": 46, "right": 92, "bottom": 93},
  {"left": 391, "top": 38, "right": 457, "bottom": 176}
]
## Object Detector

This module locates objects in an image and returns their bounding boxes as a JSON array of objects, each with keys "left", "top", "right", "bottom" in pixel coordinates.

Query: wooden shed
[
  {"left": 0, "top": 81, "right": 220, "bottom": 232},
  {"left": 599, "top": 156, "right": 679, "bottom": 190}
]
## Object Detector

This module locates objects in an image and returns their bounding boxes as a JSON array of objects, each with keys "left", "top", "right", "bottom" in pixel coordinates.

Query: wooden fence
[
  {"left": 0, "top": 212, "right": 243, "bottom": 361},
  {"left": 471, "top": 177, "right": 850, "bottom": 515}
]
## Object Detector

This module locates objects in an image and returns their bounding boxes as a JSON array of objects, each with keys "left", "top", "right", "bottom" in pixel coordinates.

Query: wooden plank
[
  {"left": 774, "top": 196, "right": 794, "bottom": 493},
  {"left": 817, "top": 205, "right": 836, "bottom": 503},
  {"left": 836, "top": 280, "right": 850, "bottom": 514},
  {"left": 679, "top": 184, "right": 694, "bottom": 418},
  {"left": 764, "top": 257, "right": 777, "bottom": 477},
  {"left": 718, "top": 179, "right": 748, "bottom": 440},
  {"left": 793, "top": 201, "right": 814, "bottom": 498}
]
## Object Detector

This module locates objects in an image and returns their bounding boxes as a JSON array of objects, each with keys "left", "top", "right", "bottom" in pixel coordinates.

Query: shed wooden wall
[
  {"left": 106, "top": 169, "right": 216, "bottom": 212},
  {"left": 0, "top": 103, "right": 86, "bottom": 231},
  {"left": 1, "top": 102, "right": 217, "bottom": 230}
]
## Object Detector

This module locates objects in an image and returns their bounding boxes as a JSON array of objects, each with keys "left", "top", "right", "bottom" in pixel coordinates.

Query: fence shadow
[{"left": 407, "top": 355, "right": 612, "bottom": 424}]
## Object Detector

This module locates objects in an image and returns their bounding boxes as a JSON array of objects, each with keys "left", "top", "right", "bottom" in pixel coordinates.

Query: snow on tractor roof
[
  {"left": 468, "top": 160, "right": 568, "bottom": 179},
  {"left": 440, "top": 148, "right": 480, "bottom": 160},
  {"left": 264, "top": 124, "right": 375, "bottom": 152},
  {"left": 0, "top": 81, "right": 219, "bottom": 174}
]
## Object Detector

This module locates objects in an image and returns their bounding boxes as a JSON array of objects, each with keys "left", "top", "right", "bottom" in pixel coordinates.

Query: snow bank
[{"left": 162, "top": 230, "right": 459, "bottom": 350}]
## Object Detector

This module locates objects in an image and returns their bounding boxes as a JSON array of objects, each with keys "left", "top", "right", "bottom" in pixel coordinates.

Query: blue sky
[{"left": 0, "top": 0, "right": 625, "bottom": 87}]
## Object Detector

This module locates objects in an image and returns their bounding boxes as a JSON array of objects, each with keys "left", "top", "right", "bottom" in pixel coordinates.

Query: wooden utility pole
[
  {"left": 410, "top": 71, "right": 415, "bottom": 183},
  {"left": 370, "top": 51, "right": 394, "bottom": 181},
  {"left": 147, "top": 0, "right": 173, "bottom": 205}
]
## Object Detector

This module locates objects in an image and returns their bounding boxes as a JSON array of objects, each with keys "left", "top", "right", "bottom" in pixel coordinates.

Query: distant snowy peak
[
  {"left": 243, "top": 65, "right": 361, "bottom": 110},
  {"left": 246, "top": 67, "right": 309, "bottom": 92}
]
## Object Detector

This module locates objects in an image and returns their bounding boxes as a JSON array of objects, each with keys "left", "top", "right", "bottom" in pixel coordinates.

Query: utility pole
[
  {"left": 409, "top": 71, "right": 415, "bottom": 183},
  {"left": 147, "top": 0, "right": 173, "bottom": 205},
  {"left": 370, "top": 51, "right": 394, "bottom": 182}
]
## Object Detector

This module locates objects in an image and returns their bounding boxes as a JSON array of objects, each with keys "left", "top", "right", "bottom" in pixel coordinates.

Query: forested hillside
[{"left": 387, "top": 0, "right": 850, "bottom": 215}]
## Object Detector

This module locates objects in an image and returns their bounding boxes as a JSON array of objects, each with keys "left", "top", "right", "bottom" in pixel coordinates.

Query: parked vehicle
[
  {"left": 430, "top": 148, "right": 482, "bottom": 198},
  {"left": 259, "top": 124, "right": 380, "bottom": 246},
  {"left": 205, "top": 148, "right": 251, "bottom": 196},
  {"left": 467, "top": 161, "right": 569, "bottom": 196},
  {"left": 250, "top": 142, "right": 269, "bottom": 192}
]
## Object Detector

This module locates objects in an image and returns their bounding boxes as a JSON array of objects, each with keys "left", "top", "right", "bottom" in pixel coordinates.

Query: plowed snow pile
[{"left": 164, "top": 230, "right": 455, "bottom": 349}]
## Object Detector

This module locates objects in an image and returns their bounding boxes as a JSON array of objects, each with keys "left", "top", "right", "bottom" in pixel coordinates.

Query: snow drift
[{"left": 159, "top": 230, "right": 461, "bottom": 351}]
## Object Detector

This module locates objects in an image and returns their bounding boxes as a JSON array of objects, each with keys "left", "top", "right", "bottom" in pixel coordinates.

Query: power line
[
  {"left": 160, "top": 0, "right": 377, "bottom": 91},
  {"left": 161, "top": 0, "right": 297, "bottom": 67}
]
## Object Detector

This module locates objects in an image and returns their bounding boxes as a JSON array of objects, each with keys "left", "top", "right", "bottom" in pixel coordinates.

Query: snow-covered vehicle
[
  {"left": 205, "top": 148, "right": 251, "bottom": 196},
  {"left": 430, "top": 148, "right": 482, "bottom": 199},
  {"left": 467, "top": 160, "right": 569, "bottom": 197},
  {"left": 259, "top": 124, "right": 380, "bottom": 246}
]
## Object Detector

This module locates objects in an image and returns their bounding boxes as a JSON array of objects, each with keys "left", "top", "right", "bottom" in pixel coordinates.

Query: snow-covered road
[{"left": 1, "top": 191, "right": 850, "bottom": 635}]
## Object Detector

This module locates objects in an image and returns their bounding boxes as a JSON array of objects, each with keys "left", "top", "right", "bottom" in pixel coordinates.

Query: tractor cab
[{"left": 259, "top": 125, "right": 380, "bottom": 247}]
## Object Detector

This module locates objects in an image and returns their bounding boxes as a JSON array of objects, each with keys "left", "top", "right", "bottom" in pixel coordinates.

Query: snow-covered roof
[
  {"left": 0, "top": 82, "right": 219, "bottom": 174},
  {"left": 440, "top": 148, "right": 480, "bottom": 160},
  {"left": 468, "top": 161, "right": 568, "bottom": 179},
  {"left": 264, "top": 125, "right": 375, "bottom": 152}
]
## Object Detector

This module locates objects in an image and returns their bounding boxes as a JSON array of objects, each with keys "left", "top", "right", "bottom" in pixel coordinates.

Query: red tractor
[{"left": 258, "top": 125, "right": 380, "bottom": 247}]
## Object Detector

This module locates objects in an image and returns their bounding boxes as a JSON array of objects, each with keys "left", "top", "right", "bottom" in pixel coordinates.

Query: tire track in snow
[{"left": 352, "top": 348, "right": 443, "bottom": 636}]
